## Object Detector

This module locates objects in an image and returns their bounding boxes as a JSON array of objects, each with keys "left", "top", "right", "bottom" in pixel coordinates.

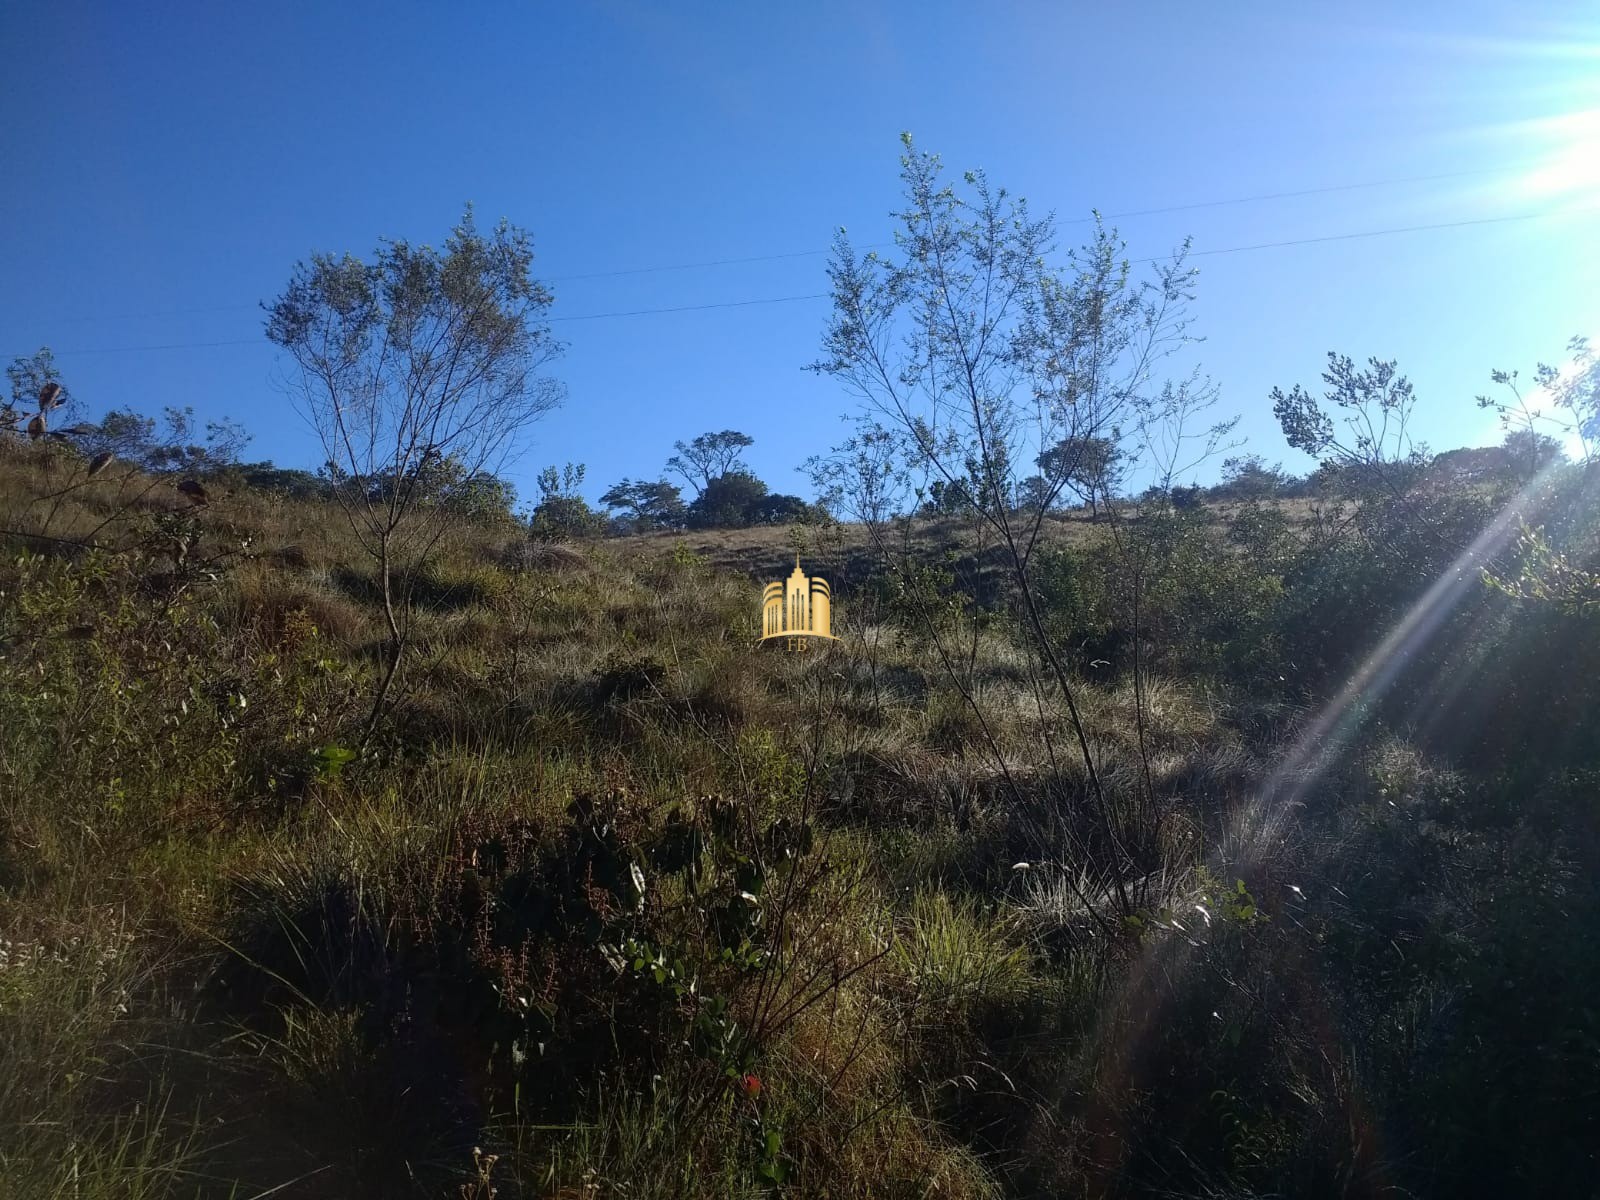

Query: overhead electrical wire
[
  {"left": 541, "top": 165, "right": 1524, "bottom": 279},
  {"left": 1066, "top": 163, "right": 1517, "bottom": 224},
  {"left": 547, "top": 204, "right": 1598, "bottom": 321},
  {"left": 24, "top": 161, "right": 1542, "bottom": 328},
  {"left": 548, "top": 292, "right": 829, "bottom": 323},
  {"left": 11, "top": 195, "right": 1596, "bottom": 357},
  {"left": 1154, "top": 205, "right": 1598, "bottom": 261},
  {"left": 22, "top": 337, "right": 265, "bottom": 355}
]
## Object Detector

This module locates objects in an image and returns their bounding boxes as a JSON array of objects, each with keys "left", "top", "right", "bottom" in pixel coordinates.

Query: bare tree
[{"left": 265, "top": 207, "right": 564, "bottom": 740}]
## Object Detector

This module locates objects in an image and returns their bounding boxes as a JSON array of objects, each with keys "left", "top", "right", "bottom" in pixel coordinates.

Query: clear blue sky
[{"left": 5, "top": 1, "right": 1598, "bottom": 505}]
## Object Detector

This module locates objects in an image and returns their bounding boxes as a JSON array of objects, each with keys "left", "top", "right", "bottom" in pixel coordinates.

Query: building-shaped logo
[{"left": 760, "top": 556, "right": 835, "bottom": 651}]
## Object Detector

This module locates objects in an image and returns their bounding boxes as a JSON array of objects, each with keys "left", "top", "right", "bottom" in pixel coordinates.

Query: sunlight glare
[{"left": 1515, "top": 107, "right": 1600, "bottom": 204}]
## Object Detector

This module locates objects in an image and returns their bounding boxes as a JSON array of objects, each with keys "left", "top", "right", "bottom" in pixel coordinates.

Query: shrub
[
  {"left": 894, "top": 890, "right": 1033, "bottom": 1020},
  {"left": 686, "top": 470, "right": 769, "bottom": 529}
]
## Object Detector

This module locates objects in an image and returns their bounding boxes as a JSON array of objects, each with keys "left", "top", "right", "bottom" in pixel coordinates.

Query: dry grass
[
  {"left": 7, "top": 451, "right": 1476, "bottom": 1199},
  {"left": 233, "top": 562, "right": 372, "bottom": 648},
  {"left": 601, "top": 499, "right": 1326, "bottom": 583}
]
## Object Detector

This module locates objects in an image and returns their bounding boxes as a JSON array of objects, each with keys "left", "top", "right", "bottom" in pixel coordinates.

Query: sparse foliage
[
  {"left": 808, "top": 135, "right": 1230, "bottom": 919},
  {"left": 4, "top": 347, "right": 72, "bottom": 429},
  {"left": 1271, "top": 352, "right": 1423, "bottom": 481},
  {"left": 265, "top": 206, "right": 564, "bottom": 737},
  {"left": 1478, "top": 335, "right": 1599, "bottom": 466},
  {"left": 71, "top": 405, "right": 253, "bottom": 473}
]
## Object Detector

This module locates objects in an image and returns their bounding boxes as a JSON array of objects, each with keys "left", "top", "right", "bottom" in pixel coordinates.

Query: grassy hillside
[{"left": 4, "top": 440, "right": 1600, "bottom": 1198}]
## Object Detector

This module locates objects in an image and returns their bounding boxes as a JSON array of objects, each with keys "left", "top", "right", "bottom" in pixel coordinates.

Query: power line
[
  {"left": 25, "top": 162, "right": 1539, "bottom": 326},
  {"left": 16, "top": 337, "right": 265, "bottom": 356},
  {"left": 548, "top": 292, "right": 829, "bottom": 323},
  {"left": 550, "top": 249, "right": 839, "bottom": 282},
  {"left": 1071, "top": 163, "right": 1516, "bottom": 224},
  {"left": 13, "top": 202, "right": 1595, "bottom": 357},
  {"left": 8, "top": 296, "right": 837, "bottom": 356},
  {"left": 551, "top": 164, "right": 1525, "bottom": 276},
  {"left": 1141, "top": 204, "right": 1600, "bottom": 262}
]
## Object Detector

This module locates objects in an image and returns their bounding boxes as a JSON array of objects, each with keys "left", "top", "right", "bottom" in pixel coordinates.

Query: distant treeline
[{"left": 6, "top": 350, "right": 1570, "bottom": 540}]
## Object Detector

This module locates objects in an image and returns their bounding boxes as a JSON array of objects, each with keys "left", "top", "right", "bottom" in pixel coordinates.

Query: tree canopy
[{"left": 665, "top": 430, "right": 754, "bottom": 497}]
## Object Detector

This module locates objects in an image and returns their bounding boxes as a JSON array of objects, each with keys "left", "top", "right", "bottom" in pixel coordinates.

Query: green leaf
[{"left": 312, "top": 744, "right": 357, "bottom": 780}]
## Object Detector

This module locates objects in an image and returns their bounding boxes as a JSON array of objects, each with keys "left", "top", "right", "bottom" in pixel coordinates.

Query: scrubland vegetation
[{"left": 4, "top": 145, "right": 1600, "bottom": 1198}]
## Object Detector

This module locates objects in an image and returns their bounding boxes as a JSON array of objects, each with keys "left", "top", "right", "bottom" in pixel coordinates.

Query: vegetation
[
  {"left": 264, "top": 206, "right": 565, "bottom": 739},
  {"left": 4, "top": 150, "right": 1600, "bottom": 1199},
  {"left": 595, "top": 432, "right": 814, "bottom": 533}
]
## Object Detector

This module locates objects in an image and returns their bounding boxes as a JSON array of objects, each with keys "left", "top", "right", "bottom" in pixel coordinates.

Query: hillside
[
  {"left": 5, "top": 434, "right": 1600, "bottom": 1198},
  {"left": 603, "top": 499, "right": 1326, "bottom": 586}
]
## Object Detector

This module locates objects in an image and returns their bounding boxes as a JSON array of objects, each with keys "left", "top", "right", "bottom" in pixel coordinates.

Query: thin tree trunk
[
  {"left": 363, "top": 531, "right": 405, "bottom": 746},
  {"left": 1012, "top": 559, "right": 1134, "bottom": 916},
  {"left": 1129, "top": 555, "right": 1157, "bottom": 903}
]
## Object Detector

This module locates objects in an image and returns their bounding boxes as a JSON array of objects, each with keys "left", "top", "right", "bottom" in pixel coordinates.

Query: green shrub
[{"left": 894, "top": 890, "right": 1033, "bottom": 1019}]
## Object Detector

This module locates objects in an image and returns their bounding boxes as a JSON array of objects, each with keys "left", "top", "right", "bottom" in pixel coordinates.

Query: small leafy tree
[
  {"left": 265, "top": 206, "right": 564, "bottom": 738},
  {"left": 1036, "top": 434, "right": 1126, "bottom": 519},
  {"left": 529, "top": 462, "right": 604, "bottom": 539},
  {"left": 1271, "top": 353, "right": 1424, "bottom": 493},
  {"left": 808, "top": 135, "right": 1228, "bottom": 920},
  {"left": 418, "top": 456, "right": 518, "bottom": 518},
  {"left": 359, "top": 450, "right": 516, "bottom": 519},
  {"left": 1214, "top": 454, "right": 1287, "bottom": 501},
  {"left": 1500, "top": 428, "right": 1565, "bottom": 480},
  {"left": 747, "top": 492, "right": 811, "bottom": 525},
  {"left": 687, "top": 470, "right": 769, "bottom": 529},
  {"left": 919, "top": 477, "right": 972, "bottom": 517},
  {"left": 4, "top": 347, "right": 72, "bottom": 430},
  {"left": 600, "top": 478, "right": 687, "bottom": 531},
  {"left": 1013, "top": 474, "right": 1055, "bottom": 513},
  {"left": 665, "top": 430, "right": 754, "bottom": 497},
  {"left": 1477, "top": 336, "right": 1598, "bottom": 467},
  {"left": 72, "top": 405, "right": 252, "bottom": 473}
]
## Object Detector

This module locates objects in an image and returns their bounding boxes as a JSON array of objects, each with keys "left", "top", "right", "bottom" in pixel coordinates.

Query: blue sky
[{"left": 4, "top": 1, "right": 1598, "bottom": 506}]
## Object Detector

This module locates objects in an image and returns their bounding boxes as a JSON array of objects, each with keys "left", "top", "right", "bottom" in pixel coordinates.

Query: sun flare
[{"left": 1516, "top": 106, "right": 1600, "bottom": 204}]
